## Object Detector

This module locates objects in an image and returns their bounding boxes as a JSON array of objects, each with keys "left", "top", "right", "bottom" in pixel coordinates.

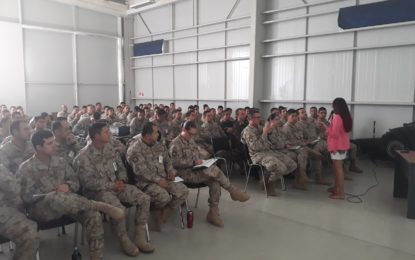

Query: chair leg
[
  {"left": 81, "top": 225, "right": 85, "bottom": 246},
  {"left": 260, "top": 167, "right": 268, "bottom": 197},
  {"left": 57, "top": 227, "right": 61, "bottom": 237},
  {"left": 244, "top": 166, "right": 252, "bottom": 192},
  {"left": 0, "top": 244, "right": 3, "bottom": 253},
  {"left": 9, "top": 242, "right": 14, "bottom": 251},
  {"left": 179, "top": 205, "right": 185, "bottom": 229},
  {"left": 73, "top": 222, "right": 79, "bottom": 248},
  {"left": 62, "top": 226, "right": 66, "bottom": 235},
  {"left": 216, "top": 157, "right": 229, "bottom": 180},
  {"left": 145, "top": 223, "right": 150, "bottom": 242},
  {"left": 36, "top": 250, "right": 40, "bottom": 260},
  {"left": 195, "top": 188, "right": 201, "bottom": 208},
  {"left": 280, "top": 176, "right": 286, "bottom": 191}
]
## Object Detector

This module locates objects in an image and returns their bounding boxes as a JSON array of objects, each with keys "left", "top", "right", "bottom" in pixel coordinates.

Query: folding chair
[
  {"left": 211, "top": 137, "right": 232, "bottom": 179},
  {"left": 242, "top": 144, "right": 286, "bottom": 197}
]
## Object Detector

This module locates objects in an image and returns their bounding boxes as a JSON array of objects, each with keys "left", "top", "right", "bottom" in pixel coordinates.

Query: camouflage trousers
[
  {"left": 28, "top": 192, "right": 104, "bottom": 259},
  {"left": 143, "top": 182, "right": 189, "bottom": 209},
  {"left": 177, "top": 165, "right": 230, "bottom": 207},
  {"left": 251, "top": 151, "right": 297, "bottom": 182},
  {"left": 85, "top": 184, "right": 150, "bottom": 237},
  {"left": 0, "top": 206, "right": 39, "bottom": 260},
  {"left": 282, "top": 148, "right": 308, "bottom": 173}
]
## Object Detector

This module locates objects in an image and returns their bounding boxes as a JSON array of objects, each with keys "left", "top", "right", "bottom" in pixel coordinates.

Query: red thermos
[{"left": 187, "top": 211, "right": 193, "bottom": 228}]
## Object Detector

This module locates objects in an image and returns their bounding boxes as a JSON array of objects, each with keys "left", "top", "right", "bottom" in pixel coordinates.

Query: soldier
[
  {"left": 52, "top": 118, "right": 83, "bottom": 166},
  {"left": 169, "top": 121, "right": 249, "bottom": 227},
  {"left": 267, "top": 113, "right": 309, "bottom": 190},
  {"left": 127, "top": 122, "right": 189, "bottom": 231},
  {"left": 18, "top": 130, "right": 124, "bottom": 260},
  {"left": 57, "top": 104, "right": 69, "bottom": 118},
  {"left": 73, "top": 111, "right": 101, "bottom": 136},
  {"left": 199, "top": 110, "right": 227, "bottom": 154},
  {"left": 152, "top": 109, "right": 171, "bottom": 146},
  {"left": 74, "top": 122, "right": 154, "bottom": 257},
  {"left": 167, "top": 109, "right": 183, "bottom": 142},
  {"left": 242, "top": 109, "right": 297, "bottom": 196},
  {"left": 0, "top": 120, "right": 34, "bottom": 173},
  {"left": 67, "top": 106, "right": 81, "bottom": 127},
  {"left": 282, "top": 109, "right": 331, "bottom": 185},
  {"left": 130, "top": 108, "right": 148, "bottom": 136},
  {"left": 0, "top": 163, "right": 40, "bottom": 260}
]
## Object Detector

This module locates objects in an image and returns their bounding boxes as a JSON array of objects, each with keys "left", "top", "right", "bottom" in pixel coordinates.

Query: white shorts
[{"left": 330, "top": 151, "right": 347, "bottom": 160}]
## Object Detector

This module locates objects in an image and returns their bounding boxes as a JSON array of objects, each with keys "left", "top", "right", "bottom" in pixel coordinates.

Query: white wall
[
  {"left": 128, "top": 0, "right": 252, "bottom": 110},
  {"left": 0, "top": 0, "right": 122, "bottom": 116},
  {"left": 261, "top": 0, "right": 415, "bottom": 138}
]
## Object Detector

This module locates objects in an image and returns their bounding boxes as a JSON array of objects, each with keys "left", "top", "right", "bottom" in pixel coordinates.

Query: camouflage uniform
[
  {"left": 241, "top": 125, "right": 297, "bottom": 182},
  {"left": 268, "top": 127, "right": 308, "bottom": 175},
  {"left": 127, "top": 136, "right": 188, "bottom": 209},
  {"left": 129, "top": 118, "right": 148, "bottom": 136},
  {"left": 152, "top": 120, "right": 171, "bottom": 146},
  {"left": 74, "top": 143, "right": 150, "bottom": 237},
  {"left": 73, "top": 117, "right": 92, "bottom": 136},
  {"left": 55, "top": 139, "right": 83, "bottom": 167},
  {"left": 0, "top": 164, "right": 39, "bottom": 260},
  {"left": 169, "top": 135, "right": 230, "bottom": 207},
  {"left": 0, "top": 139, "right": 35, "bottom": 174},
  {"left": 199, "top": 121, "right": 226, "bottom": 155},
  {"left": 167, "top": 119, "right": 183, "bottom": 143},
  {"left": 17, "top": 156, "right": 104, "bottom": 259}
]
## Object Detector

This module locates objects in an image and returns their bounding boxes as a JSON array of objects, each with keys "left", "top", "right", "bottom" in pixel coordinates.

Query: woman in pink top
[{"left": 325, "top": 98, "right": 352, "bottom": 200}]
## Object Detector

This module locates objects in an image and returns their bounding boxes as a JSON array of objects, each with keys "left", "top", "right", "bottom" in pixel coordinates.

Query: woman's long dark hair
[{"left": 332, "top": 97, "right": 352, "bottom": 132}]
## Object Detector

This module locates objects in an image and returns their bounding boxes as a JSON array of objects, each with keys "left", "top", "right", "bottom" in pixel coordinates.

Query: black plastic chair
[{"left": 211, "top": 137, "right": 232, "bottom": 179}]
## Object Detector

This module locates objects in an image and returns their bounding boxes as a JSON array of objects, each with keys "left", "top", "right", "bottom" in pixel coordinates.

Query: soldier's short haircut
[
  {"left": 156, "top": 108, "right": 167, "bottom": 117},
  {"left": 142, "top": 122, "right": 155, "bottom": 136},
  {"left": 93, "top": 112, "right": 101, "bottom": 120},
  {"left": 287, "top": 109, "right": 298, "bottom": 116},
  {"left": 34, "top": 116, "right": 43, "bottom": 123},
  {"left": 89, "top": 122, "right": 107, "bottom": 140},
  {"left": 218, "top": 105, "right": 224, "bottom": 109},
  {"left": 51, "top": 120, "right": 63, "bottom": 133},
  {"left": 310, "top": 106, "right": 317, "bottom": 110},
  {"left": 318, "top": 107, "right": 327, "bottom": 112},
  {"left": 133, "top": 106, "right": 140, "bottom": 112},
  {"left": 247, "top": 108, "right": 260, "bottom": 120},
  {"left": 185, "top": 110, "right": 194, "bottom": 118},
  {"left": 96, "top": 102, "right": 101, "bottom": 106},
  {"left": 73, "top": 105, "right": 79, "bottom": 109},
  {"left": 32, "top": 130, "right": 54, "bottom": 149},
  {"left": 297, "top": 108, "right": 305, "bottom": 113},
  {"left": 267, "top": 113, "right": 278, "bottom": 122},
  {"left": 10, "top": 120, "right": 24, "bottom": 136},
  {"left": 183, "top": 120, "right": 197, "bottom": 131},
  {"left": 270, "top": 107, "right": 278, "bottom": 113},
  {"left": 203, "top": 110, "right": 211, "bottom": 116},
  {"left": 279, "top": 106, "right": 287, "bottom": 111}
]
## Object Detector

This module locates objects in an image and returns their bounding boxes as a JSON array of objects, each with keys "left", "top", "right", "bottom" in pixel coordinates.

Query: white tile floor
[{"left": 1, "top": 159, "right": 415, "bottom": 260}]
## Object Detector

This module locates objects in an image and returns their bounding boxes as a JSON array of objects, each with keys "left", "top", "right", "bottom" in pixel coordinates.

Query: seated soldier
[
  {"left": 267, "top": 113, "right": 309, "bottom": 190},
  {"left": 242, "top": 109, "right": 297, "bottom": 196},
  {"left": 74, "top": 123, "right": 154, "bottom": 257},
  {"left": 127, "top": 122, "right": 189, "bottom": 232},
  {"left": 152, "top": 108, "right": 171, "bottom": 146},
  {"left": 0, "top": 120, "right": 34, "bottom": 174},
  {"left": 18, "top": 130, "right": 124, "bottom": 260},
  {"left": 0, "top": 163, "right": 40, "bottom": 260},
  {"left": 199, "top": 109, "right": 227, "bottom": 155},
  {"left": 52, "top": 118, "right": 83, "bottom": 167},
  {"left": 169, "top": 121, "right": 249, "bottom": 228},
  {"left": 130, "top": 108, "right": 148, "bottom": 136},
  {"left": 167, "top": 109, "right": 183, "bottom": 142}
]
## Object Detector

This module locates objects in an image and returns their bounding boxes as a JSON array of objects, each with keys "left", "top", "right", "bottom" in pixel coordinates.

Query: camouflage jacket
[
  {"left": 0, "top": 139, "right": 35, "bottom": 174},
  {"left": 0, "top": 163, "right": 21, "bottom": 206},
  {"left": 169, "top": 135, "right": 209, "bottom": 170},
  {"left": 282, "top": 122, "right": 305, "bottom": 146}
]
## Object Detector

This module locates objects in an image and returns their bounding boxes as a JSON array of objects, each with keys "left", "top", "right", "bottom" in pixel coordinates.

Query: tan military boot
[
  {"left": 91, "top": 201, "right": 124, "bottom": 221},
  {"left": 152, "top": 209, "right": 163, "bottom": 232},
  {"left": 227, "top": 185, "right": 250, "bottom": 202},
  {"left": 265, "top": 181, "right": 279, "bottom": 197},
  {"left": 293, "top": 170, "right": 308, "bottom": 190},
  {"left": 133, "top": 225, "right": 155, "bottom": 253},
  {"left": 119, "top": 234, "right": 139, "bottom": 256},
  {"left": 206, "top": 206, "right": 224, "bottom": 228}
]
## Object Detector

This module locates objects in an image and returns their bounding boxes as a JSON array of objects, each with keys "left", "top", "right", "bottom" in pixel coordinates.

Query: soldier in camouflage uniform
[
  {"left": 129, "top": 109, "right": 148, "bottom": 136},
  {"left": 18, "top": 130, "right": 124, "bottom": 260},
  {"left": 282, "top": 109, "right": 332, "bottom": 185},
  {"left": 267, "top": 113, "right": 310, "bottom": 190},
  {"left": 74, "top": 122, "right": 154, "bottom": 257},
  {"left": 152, "top": 109, "right": 171, "bottom": 146},
  {"left": 52, "top": 118, "right": 83, "bottom": 167},
  {"left": 242, "top": 109, "right": 297, "bottom": 196},
  {"left": 127, "top": 122, "right": 189, "bottom": 231},
  {"left": 169, "top": 121, "right": 249, "bottom": 228},
  {"left": 0, "top": 120, "right": 34, "bottom": 174},
  {"left": 167, "top": 109, "right": 183, "bottom": 142},
  {"left": 0, "top": 163, "right": 40, "bottom": 260},
  {"left": 199, "top": 110, "right": 227, "bottom": 155}
]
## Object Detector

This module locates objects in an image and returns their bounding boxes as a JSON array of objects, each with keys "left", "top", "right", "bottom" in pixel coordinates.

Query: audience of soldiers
[{"left": 0, "top": 102, "right": 362, "bottom": 259}]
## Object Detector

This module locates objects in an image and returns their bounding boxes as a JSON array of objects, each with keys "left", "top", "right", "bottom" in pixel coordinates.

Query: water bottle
[
  {"left": 71, "top": 247, "right": 82, "bottom": 260},
  {"left": 187, "top": 210, "right": 193, "bottom": 229}
]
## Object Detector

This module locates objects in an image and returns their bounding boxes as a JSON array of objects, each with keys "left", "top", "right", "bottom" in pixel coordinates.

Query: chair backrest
[
  {"left": 121, "top": 155, "right": 139, "bottom": 185},
  {"left": 0, "top": 236, "right": 9, "bottom": 244},
  {"left": 242, "top": 143, "right": 254, "bottom": 165},
  {"left": 211, "top": 136, "right": 231, "bottom": 154}
]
